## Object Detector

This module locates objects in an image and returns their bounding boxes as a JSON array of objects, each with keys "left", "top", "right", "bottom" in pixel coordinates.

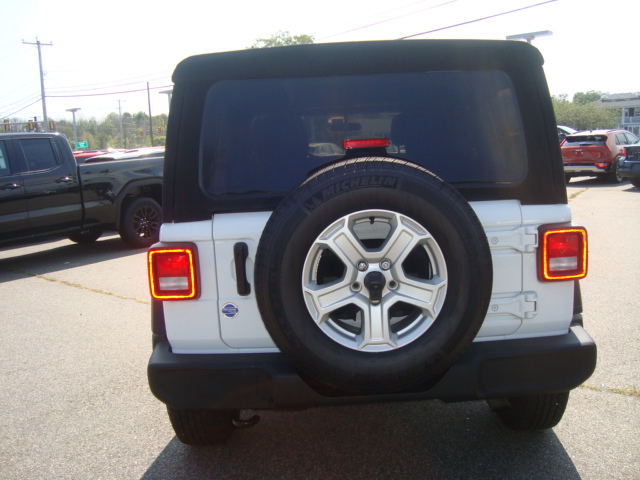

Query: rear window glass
[
  {"left": 19, "top": 138, "right": 59, "bottom": 171},
  {"left": 0, "top": 141, "right": 9, "bottom": 176},
  {"left": 200, "top": 71, "right": 527, "bottom": 196},
  {"left": 563, "top": 135, "right": 607, "bottom": 146}
]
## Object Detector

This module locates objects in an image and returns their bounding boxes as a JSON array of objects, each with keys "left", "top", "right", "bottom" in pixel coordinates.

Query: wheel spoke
[
  {"left": 393, "top": 275, "right": 447, "bottom": 318},
  {"left": 316, "top": 219, "right": 367, "bottom": 272},
  {"left": 303, "top": 280, "right": 363, "bottom": 324},
  {"left": 133, "top": 206, "right": 159, "bottom": 238},
  {"left": 358, "top": 302, "right": 395, "bottom": 349},
  {"left": 381, "top": 218, "right": 425, "bottom": 265}
]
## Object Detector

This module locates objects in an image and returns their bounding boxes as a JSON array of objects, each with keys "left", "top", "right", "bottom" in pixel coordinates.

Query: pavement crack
[
  {"left": 3, "top": 267, "right": 150, "bottom": 305},
  {"left": 580, "top": 383, "right": 640, "bottom": 398}
]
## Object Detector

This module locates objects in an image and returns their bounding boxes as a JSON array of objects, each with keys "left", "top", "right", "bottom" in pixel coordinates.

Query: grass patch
[{"left": 568, "top": 188, "right": 589, "bottom": 201}]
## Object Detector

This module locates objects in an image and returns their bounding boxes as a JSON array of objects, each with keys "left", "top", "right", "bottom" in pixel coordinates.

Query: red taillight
[
  {"left": 539, "top": 227, "right": 588, "bottom": 281},
  {"left": 343, "top": 138, "right": 390, "bottom": 150},
  {"left": 620, "top": 147, "right": 627, "bottom": 157},
  {"left": 148, "top": 246, "right": 199, "bottom": 300}
]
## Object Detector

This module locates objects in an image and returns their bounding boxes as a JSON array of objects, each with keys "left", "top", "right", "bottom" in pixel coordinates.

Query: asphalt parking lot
[{"left": 0, "top": 178, "right": 638, "bottom": 480}]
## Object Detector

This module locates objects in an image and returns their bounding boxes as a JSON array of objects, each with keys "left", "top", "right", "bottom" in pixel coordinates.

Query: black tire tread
[
  {"left": 166, "top": 407, "right": 234, "bottom": 445},
  {"left": 608, "top": 159, "right": 623, "bottom": 184},
  {"left": 119, "top": 197, "right": 162, "bottom": 248},
  {"left": 496, "top": 392, "right": 570, "bottom": 431},
  {"left": 255, "top": 157, "right": 493, "bottom": 393},
  {"left": 67, "top": 227, "right": 102, "bottom": 244}
]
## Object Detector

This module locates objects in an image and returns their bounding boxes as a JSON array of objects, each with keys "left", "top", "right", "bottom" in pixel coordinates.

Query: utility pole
[
  {"left": 23, "top": 38, "right": 53, "bottom": 132},
  {"left": 116, "top": 100, "right": 125, "bottom": 148},
  {"left": 147, "top": 82, "right": 154, "bottom": 146},
  {"left": 66, "top": 108, "right": 81, "bottom": 147}
]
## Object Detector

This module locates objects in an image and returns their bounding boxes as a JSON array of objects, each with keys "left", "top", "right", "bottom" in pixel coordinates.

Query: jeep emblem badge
[{"left": 221, "top": 303, "right": 239, "bottom": 319}]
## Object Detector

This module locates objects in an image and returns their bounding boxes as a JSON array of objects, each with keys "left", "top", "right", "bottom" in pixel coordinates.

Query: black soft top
[
  {"left": 165, "top": 40, "right": 566, "bottom": 223},
  {"left": 173, "top": 40, "right": 543, "bottom": 83}
]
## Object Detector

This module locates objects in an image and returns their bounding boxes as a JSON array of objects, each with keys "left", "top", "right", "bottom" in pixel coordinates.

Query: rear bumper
[
  {"left": 619, "top": 160, "right": 640, "bottom": 179},
  {"left": 563, "top": 164, "right": 609, "bottom": 174},
  {"left": 148, "top": 324, "right": 597, "bottom": 410}
]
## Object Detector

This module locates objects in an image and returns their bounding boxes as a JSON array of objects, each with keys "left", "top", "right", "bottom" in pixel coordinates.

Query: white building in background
[{"left": 597, "top": 93, "right": 640, "bottom": 136}]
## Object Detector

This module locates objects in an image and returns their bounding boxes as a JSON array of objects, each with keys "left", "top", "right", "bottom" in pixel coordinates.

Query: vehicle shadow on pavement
[
  {"left": 567, "top": 178, "right": 632, "bottom": 190},
  {"left": 141, "top": 400, "right": 581, "bottom": 480},
  {"left": 0, "top": 234, "right": 143, "bottom": 283}
]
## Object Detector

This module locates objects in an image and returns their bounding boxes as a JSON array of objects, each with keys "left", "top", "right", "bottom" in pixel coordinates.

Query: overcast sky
[{"left": 1, "top": 0, "right": 638, "bottom": 124}]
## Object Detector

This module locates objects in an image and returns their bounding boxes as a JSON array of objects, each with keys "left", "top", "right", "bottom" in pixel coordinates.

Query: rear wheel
[
  {"left": 167, "top": 407, "right": 235, "bottom": 445},
  {"left": 119, "top": 197, "right": 161, "bottom": 248},
  {"left": 490, "top": 392, "right": 570, "bottom": 431},
  {"left": 630, "top": 178, "right": 640, "bottom": 188},
  {"left": 608, "top": 158, "right": 623, "bottom": 183}
]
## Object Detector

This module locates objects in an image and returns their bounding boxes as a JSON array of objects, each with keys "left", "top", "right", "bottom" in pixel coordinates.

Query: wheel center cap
[{"left": 363, "top": 271, "right": 386, "bottom": 305}]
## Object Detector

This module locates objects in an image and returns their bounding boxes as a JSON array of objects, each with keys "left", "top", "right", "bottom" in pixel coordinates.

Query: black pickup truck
[{"left": 0, "top": 132, "right": 163, "bottom": 248}]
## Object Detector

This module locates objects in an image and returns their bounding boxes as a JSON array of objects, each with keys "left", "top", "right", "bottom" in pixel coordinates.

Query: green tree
[
  {"left": 572, "top": 90, "right": 606, "bottom": 105},
  {"left": 552, "top": 95, "right": 619, "bottom": 131},
  {"left": 249, "top": 30, "right": 314, "bottom": 49},
  {"left": 53, "top": 119, "right": 75, "bottom": 150}
]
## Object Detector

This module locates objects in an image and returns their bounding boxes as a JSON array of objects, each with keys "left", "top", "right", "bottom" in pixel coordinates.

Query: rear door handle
[
  {"left": 1, "top": 182, "right": 21, "bottom": 190},
  {"left": 233, "top": 242, "right": 251, "bottom": 296}
]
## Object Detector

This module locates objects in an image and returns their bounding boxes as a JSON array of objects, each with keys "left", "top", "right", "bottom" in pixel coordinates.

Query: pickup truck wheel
[
  {"left": 119, "top": 197, "right": 161, "bottom": 248},
  {"left": 490, "top": 391, "right": 570, "bottom": 431},
  {"left": 67, "top": 228, "right": 102, "bottom": 244},
  {"left": 255, "top": 158, "right": 492, "bottom": 394},
  {"left": 167, "top": 407, "right": 235, "bottom": 445}
]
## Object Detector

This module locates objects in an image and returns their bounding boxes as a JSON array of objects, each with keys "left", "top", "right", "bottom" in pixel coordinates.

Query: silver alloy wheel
[{"left": 302, "top": 209, "right": 448, "bottom": 352}]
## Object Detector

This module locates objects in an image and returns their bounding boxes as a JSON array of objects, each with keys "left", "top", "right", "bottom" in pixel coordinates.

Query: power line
[
  {"left": 1, "top": 98, "right": 42, "bottom": 119},
  {"left": 0, "top": 79, "right": 172, "bottom": 112},
  {"left": 47, "top": 78, "right": 169, "bottom": 94},
  {"left": 46, "top": 84, "right": 173, "bottom": 98},
  {"left": 46, "top": 80, "right": 171, "bottom": 96},
  {"left": 45, "top": 72, "right": 172, "bottom": 93},
  {"left": 0, "top": 92, "right": 41, "bottom": 112},
  {"left": 317, "top": 0, "right": 458, "bottom": 41},
  {"left": 399, "top": 0, "right": 558, "bottom": 39},
  {"left": 0, "top": 77, "right": 40, "bottom": 103}
]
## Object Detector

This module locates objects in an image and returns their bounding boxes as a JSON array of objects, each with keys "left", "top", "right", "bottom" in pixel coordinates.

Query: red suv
[{"left": 562, "top": 129, "right": 639, "bottom": 183}]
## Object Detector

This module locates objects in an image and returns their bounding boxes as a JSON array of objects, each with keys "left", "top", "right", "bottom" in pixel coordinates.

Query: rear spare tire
[{"left": 255, "top": 158, "right": 493, "bottom": 394}]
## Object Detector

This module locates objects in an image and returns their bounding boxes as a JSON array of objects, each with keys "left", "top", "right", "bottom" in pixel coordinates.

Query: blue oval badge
[{"left": 221, "top": 302, "right": 239, "bottom": 319}]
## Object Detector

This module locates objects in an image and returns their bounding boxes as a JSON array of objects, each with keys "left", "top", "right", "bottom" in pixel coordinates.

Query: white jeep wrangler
[{"left": 147, "top": 40, "right": 596, "bottom": 445}]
